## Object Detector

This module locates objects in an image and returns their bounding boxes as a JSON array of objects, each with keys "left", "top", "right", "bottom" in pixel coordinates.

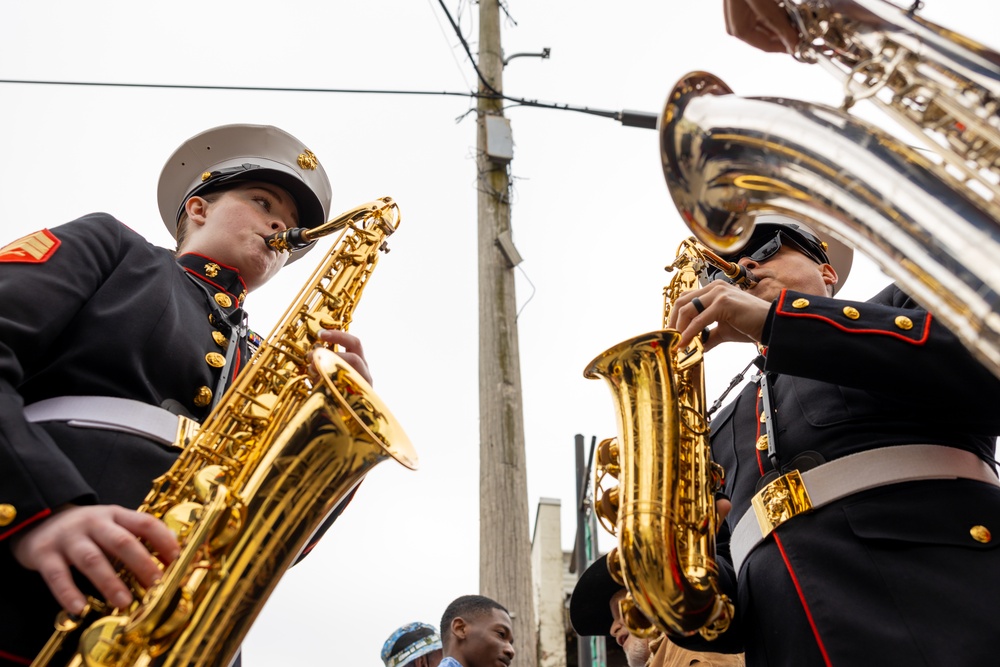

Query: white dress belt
[
  {"left": 730, "top": 444, "right": 1000, "bottom": 574},
  {"left": 23, "top": 396, "right": 184, "bottom": 447}
]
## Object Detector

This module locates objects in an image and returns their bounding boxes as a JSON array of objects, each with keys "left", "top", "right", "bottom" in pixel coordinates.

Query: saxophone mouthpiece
[
  {"left": 266, "top": 228, "right": 312, "bottom": 253},
  {"left": 731, "top": 265, "right": 758, "bottom": 290},
  {"left": 697, "top": 244, "right": 758, "bottom": 290}
]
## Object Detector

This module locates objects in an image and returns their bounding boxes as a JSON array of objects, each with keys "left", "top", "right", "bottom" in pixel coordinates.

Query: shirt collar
[{"left": 176, "top": 252, "right": 248, "bottom": 307}]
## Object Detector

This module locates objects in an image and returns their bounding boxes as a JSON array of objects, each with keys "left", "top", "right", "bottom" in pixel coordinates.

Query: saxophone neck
[{"left": 266, "top": 197, "right": 398, "bottom": 253}]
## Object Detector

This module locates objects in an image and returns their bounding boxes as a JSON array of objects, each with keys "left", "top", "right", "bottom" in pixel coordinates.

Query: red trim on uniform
[
  {"left": 775, "top": 290, "right": 932, "bottom": 345},
  {"left": 774, "top": 533, "right": 833, "bottom": 667},
  {"left": 0, "top": 229, "right": 61, "bottom": 264},
  {"left": 0, "top": 507, "right": 51, "bottom": 542},
  {"left": 180, "top": 267, "right": 245, "bottom": 306},
  {"left": 0, "top": 649, "right": 32, "bottom": 665}
]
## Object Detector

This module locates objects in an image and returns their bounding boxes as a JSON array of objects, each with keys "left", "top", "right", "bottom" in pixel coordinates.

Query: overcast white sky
[{"left": 1, "top": 1, "right": 997, "bottom": 664}]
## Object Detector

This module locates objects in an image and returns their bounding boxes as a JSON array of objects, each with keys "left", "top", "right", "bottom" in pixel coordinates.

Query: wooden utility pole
[{"left": 476, "top": 1, "right": 537, "bottom": 665}]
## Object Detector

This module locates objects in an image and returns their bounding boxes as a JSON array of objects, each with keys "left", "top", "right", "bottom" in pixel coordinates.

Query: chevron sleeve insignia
[{"left": 0, "top": 230, "right": 61, "bottom": 263}]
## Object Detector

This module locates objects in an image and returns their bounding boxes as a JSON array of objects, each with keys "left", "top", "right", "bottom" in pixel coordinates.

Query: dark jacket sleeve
[
  {"left": 0, "top": 215, "right": 125, "bottom": 540},
  {"left": 761, "top": 284, "right": 1000, "bottom": 426}
]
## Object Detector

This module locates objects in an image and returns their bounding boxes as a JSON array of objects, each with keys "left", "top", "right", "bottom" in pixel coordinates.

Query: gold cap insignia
[
  {"left": 201, "top": 171, "right": 213, "bottom": 182},
  {"left": 297, "top": 149, "right": 319, "bottom": 170}
]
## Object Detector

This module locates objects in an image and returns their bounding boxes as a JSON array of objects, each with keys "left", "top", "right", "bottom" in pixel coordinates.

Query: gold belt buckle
[{"left": 751, "top": 469, "right": 814, "bottom": 536}]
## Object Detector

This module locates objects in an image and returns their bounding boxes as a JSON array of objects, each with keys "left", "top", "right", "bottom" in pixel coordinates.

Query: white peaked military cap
[{"left": 158, "top": 124, "right": 333, "bottom": 261}]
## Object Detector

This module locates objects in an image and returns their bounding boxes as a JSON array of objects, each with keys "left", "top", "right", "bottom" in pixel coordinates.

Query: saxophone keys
[
  {"left": 163, "top": 502, "right": 205, "bottom": 541},
  {"left": 194, "top": 465, "right": 229, "bottom": 502},
  {"left": 248, "top": 393, "right": 278, "bottom": 419}
]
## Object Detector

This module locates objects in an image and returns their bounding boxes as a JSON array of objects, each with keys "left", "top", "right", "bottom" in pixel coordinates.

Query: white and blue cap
[
  {"left": 381, "top": 622, "right": 443, "bottom": 667},
  {"left": 158, "top": 124, "right": 333, "bottom": 261}
]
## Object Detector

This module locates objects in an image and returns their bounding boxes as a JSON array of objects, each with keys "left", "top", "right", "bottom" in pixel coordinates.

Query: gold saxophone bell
[{"left": 586, "top": 240, "right": 733, "bottom": 640}]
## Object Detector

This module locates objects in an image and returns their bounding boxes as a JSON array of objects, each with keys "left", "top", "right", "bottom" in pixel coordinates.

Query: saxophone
[
  {"left": 585, "top": 239, "right": 736, "bottom": 640},
  {"left": 660, "top": 0, "right": 1000, "bottom": 377},
  {"left": 32, "top": 197, "right": 417, "bottom": 667}
]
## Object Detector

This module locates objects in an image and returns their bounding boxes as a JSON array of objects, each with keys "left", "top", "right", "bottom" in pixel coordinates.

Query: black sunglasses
[{"left": 706, "top": 231, "right": 828, "bottom": 282}]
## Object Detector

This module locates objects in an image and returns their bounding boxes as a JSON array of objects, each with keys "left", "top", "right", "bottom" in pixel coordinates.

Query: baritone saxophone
[
  {"left": 660, "top": 0, "right": 1000, "bottom": 376},
  {"left": 585, "top": 239, "right": 736, "bottom": 640},
  {"left": 33, "top": 197, "right": 417, "bottom": 667}
]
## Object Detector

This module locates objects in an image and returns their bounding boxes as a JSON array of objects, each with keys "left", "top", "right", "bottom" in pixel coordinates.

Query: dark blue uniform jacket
[
  {"left": 0, "top": 214, "right": 252, "bottom": 664},
  {"left": 699, "top": 284, "right": 1000, "bottom": 666}
]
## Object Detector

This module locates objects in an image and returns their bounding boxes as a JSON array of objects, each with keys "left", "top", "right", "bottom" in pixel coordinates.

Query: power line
[
  {"left": 430, "top": 0, "right": 656, "bottom": 128},
  {"left": 0, "top": 78, "right": 474, "bottom": 99},
  {"left": 0, "top": 77, "right": 659, "bottom": 128}
]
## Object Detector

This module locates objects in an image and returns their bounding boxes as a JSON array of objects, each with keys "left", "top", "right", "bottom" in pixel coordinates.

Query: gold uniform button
[
  {"left": 214, "top": 293, "right": 233, "bottom": 308},
  {"left": 755, "top": 434, "right": 769, "bottom": 451},
  {"left": 895, "top": 315, "right": 914, "bottom": 331},
  {"left": 971, "top": 525, "right": 991, "bottom": 543},
  {"left": 843, "top": 306, "right": 860, "bottom": 320},
  {"left": 206, "top": 352, "right": 226, "bottom": 368},
  {"left": 759, "top": 412, "right": 767, "bottom": 423},
  {"left": 193, "top": 386, "right": 213, "bottom": 407},
  {"left": 792, "top": 298, "right": 810, "bottom": 309},
  {"left": 0, "top": 504, "right": 16, "bottom": 526},
  {"left": 211, "top": 331, "right": 228, "bottom": 347}
]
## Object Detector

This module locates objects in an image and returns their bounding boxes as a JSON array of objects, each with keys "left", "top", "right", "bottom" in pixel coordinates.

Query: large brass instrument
[
  {"left": 660, "top": 0, "right": 1000, "bottom": 376},
  {"left": 33, "top": 197, "right": 417, "bottom": 666},
  {"left": 585, "top": 239, "right": 735, "bottom": 640}
]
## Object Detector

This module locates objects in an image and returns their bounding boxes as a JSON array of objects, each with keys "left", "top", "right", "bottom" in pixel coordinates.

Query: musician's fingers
[
  {"left": 112, "top": 509, "right": 180, "bottom": 566},
  {"left": 65, "top": 537, "right": 134, "bottom": 609},
  {"left": 317, "top": 329, "right": 373, "bottom": 385},
  {"left": 93, "top": 516, "right": 171, "bottom": 591},
  {"left": 33, "top": 553, "right": 88, "bottom": 615}
]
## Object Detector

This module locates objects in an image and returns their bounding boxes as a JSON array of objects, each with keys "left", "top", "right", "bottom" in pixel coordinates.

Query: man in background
[{"left": 438, "top": 595, "right": 515, "bottom": 667}]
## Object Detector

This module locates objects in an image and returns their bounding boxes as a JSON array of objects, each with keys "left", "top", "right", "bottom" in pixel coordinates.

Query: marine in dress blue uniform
[
  {"left": 677, "top": 218, "right": 1000, "bottom": 666},
  {"left": 0, "top": 124, "right": 332, "bottom": 665}
]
